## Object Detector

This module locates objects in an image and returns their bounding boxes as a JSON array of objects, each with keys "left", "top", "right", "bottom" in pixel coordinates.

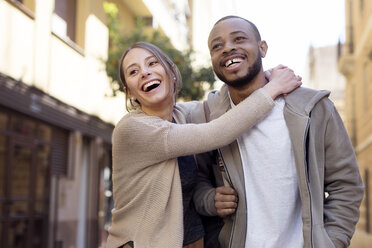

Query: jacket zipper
[
  {"left": 217, "top": 149, "right": 236, "bottom": 248},
  {"left": 303, "top": 119, "right": 313, "bottom": 248}
]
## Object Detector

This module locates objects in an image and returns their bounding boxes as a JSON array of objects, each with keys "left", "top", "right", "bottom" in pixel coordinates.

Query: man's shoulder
[
  {"left": 285, "top": 87, "right": 331, "bottom": 114},
  {"left": 174, "top": 101, "right": 206, "bottom": 124},
  {"left": 189, "top": 85, "right": 230, "bottom": 123},
  {"left": 287, "top": 86, "right": 330, "bottom": 100}
]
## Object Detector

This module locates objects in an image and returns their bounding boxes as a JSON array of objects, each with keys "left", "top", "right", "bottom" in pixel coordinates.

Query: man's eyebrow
[
  {"left": 210, "top": 36, "right": 222, "bottom": 45},
  {"left": 230, "top": 30, "right": 247, "bottom": 36},
  {"left": 209, "top": 30, "right": 248, "bottom": 45}
]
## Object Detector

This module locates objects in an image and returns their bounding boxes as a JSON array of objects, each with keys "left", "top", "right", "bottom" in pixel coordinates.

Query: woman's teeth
[{"left": 143, "top": 80, "right": 161, "bottom": 92}]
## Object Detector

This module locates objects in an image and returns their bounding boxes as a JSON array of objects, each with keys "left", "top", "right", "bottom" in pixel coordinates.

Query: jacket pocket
[{"left": 312, "top": 225, "right": 335, "bottom": 248}]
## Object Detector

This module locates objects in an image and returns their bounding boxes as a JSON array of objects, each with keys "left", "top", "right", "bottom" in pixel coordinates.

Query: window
[
  {"left": 360, "top": 0, "right": 364, "bottom": 12},
  {"left": 52, "top": 0, "right": 77, "bottom": 43},
  {"left": 141, "top": 16, "right": 154, "bottom": 27},
  {"left": 0, "top": 107, "right": 56, "bottom": 247},
  {"left": 7, "top": 0, "right": 35, "bottom": 18},
  {"left": 363, "top": 62, "right": 368, "bottom": 113},
  {"left": 365, "top": 169, "right": 370, "bottom": 233}
]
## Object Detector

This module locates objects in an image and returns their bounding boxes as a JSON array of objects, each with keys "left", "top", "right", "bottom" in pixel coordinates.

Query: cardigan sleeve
[{"left": 113, "top": 88, "right": 274, "bottom": 167}]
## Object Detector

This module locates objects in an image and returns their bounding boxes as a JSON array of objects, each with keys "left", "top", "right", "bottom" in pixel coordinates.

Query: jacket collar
[
  {"left": 284, "top": 87, "right": 330, "bottom": 116},
  {"left": 209, "top": 84, "right": 232, "bottom": 120},
  {"left": 210, "top": 85, "right": 330, "bottom": 119}
]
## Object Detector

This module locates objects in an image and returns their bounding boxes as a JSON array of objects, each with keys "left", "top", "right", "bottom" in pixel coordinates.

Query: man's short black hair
[{"left": 214, "top": 15, "right": 261, "bottom": 41}]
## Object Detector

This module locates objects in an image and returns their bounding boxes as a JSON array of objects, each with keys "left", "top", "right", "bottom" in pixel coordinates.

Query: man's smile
[
  {"left": 221, "top": 54, "right": 246, "bottom": 70},
  {"left": 225, "top": 57, "right": 244, "bottom": 67}
]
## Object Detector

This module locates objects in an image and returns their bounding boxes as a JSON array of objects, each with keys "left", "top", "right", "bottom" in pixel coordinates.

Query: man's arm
[
  {"left": 323, "top": 102, "right": 364, "bottom": 247},
  {"left": 193, "top": 151, "right": 220, "bottom": 216},
  {"left": 193, "top": 150, "right": 238, "bottom": 217}
]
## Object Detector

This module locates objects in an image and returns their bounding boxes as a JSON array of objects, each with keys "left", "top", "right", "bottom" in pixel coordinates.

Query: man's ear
[{"left": 259, "top": 40, "right": 268, "bottom": 58}]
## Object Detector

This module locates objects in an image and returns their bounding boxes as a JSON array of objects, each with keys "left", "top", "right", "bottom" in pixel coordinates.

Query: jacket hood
[
  {"left": 207, "top": 85, "right": 330, "bottom": 119},
  {"left": 284, "top": 87, "right": 330, "bottom": 116},
  {"left": 207, "top": 85, "right": 232, "bottom": 120}
]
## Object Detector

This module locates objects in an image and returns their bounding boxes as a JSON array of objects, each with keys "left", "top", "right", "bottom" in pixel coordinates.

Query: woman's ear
[{"left": 125, "top": 87, "right": 133, "bottom": 98}]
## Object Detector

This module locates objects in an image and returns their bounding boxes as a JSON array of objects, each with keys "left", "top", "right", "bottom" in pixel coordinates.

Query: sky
[
  {"left": 236, "top": 0, "right": 345, "bottom": 76},
  {"left": 194, "top": 0, "right": 346, "bottom": 79}
]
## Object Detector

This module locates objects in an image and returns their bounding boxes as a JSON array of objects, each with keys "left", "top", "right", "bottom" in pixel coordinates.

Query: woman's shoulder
[{"left": 114, "top": 111, "right": 170, "bottom": 135}]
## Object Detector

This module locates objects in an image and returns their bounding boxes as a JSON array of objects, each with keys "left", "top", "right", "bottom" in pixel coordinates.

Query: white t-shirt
[{"left": 232, "top": 97, "right": 304, "bottom": 248}]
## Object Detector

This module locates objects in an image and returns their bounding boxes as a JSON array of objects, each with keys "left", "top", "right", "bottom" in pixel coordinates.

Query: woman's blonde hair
[{"left": 118, "top": 42, "right": 182, "bottom": 111}]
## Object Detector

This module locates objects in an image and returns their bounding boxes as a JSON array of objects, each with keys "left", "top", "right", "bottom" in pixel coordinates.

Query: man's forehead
[{"left": 208, "top": 18, "right": 252, "bottom": 43}]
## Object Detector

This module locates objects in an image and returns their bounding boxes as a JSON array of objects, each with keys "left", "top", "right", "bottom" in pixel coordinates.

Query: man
[{"left": 191, "top": 16, "right": 364, "bottom": 248}]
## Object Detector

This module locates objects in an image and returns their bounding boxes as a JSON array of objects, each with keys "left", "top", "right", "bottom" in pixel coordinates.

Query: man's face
[{"left": 208, "top": 18, "right": 267, "bottom": 88}]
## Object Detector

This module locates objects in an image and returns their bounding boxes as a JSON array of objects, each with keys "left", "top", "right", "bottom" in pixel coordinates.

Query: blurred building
[
  {"left": 338, "top": 0, "right": 372, "bottom": 247},
  {"left": 188, "top": 0, "right": 239, "bottom": 68},
  {"left": 0, "top": 0, "right": 189, "bottom": 247},
  {"left": 304, "top": 45, "right": 346, "bottom": 120}
]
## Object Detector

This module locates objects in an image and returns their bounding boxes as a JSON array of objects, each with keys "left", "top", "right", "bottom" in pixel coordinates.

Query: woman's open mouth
[{"left": 142, "top": 80, "right": 161, "bottom": 92}]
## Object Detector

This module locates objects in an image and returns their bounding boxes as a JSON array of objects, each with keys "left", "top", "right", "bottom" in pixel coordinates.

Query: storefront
[{"left": 0, "top": 73, "right": 114, "bottom": 248}]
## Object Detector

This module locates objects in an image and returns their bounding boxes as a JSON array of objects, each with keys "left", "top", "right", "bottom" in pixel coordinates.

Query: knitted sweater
[{"left": 106, "top": 88, "right": 274, "bottom": 248}]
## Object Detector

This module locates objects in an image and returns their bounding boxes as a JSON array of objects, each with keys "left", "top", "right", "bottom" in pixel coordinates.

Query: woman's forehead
[{"left": 124, "top": 48, "right": 154, "bottom": 66}]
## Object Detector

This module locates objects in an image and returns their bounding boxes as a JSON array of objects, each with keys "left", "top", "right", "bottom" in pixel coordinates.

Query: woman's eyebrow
[
  {"left": 125, "top": 63, "right": 138, "bottom": 74},
  {"left": 144, "top": 55, "right": 156, "bottom": 62},
  {"left": 125, "top": 55, "right": 156, "bottom": 74}
]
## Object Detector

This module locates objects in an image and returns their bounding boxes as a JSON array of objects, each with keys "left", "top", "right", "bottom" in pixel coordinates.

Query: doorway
[{"left": 0, "top": 110, "right": 51, "bottom": 248}]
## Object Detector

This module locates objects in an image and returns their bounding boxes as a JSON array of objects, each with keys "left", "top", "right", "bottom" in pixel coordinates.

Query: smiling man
[{"left": 192, "top": 16, "right": 364, "bottom": 248}]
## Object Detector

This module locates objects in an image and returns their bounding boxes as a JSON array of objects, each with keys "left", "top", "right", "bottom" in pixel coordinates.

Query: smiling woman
[
  {"left": 120, "top": 46, "right": 178, "bottom": 121},
  {"left": 106, "top": 41, "right": 301, "bottom": 248},
  {"left": 118, "top": 42, "right": 182, "bottom": 116}
]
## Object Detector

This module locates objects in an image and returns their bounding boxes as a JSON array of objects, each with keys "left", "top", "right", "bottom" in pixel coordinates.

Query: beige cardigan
[{"left": 106, "top": 88, "right": 274, "bottom": 248}]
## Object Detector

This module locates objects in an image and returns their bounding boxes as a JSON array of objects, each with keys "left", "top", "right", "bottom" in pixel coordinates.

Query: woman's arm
[
  {"left": 166, "top": 88, "right": 273, "bottom": 157},
  {"left": 113, "top": 66, "right": 301, "bottom": 167}
]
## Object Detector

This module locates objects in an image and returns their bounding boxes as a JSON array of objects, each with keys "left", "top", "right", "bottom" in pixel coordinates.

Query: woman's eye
[
  {"left": 149, "top": 60, "right": 158, "bottom": 66},
  {"left": 129, "top": 69, "right": 138, "bottom": 75}
]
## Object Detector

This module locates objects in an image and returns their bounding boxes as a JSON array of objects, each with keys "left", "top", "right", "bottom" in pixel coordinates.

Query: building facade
[
  {"left": 304, "top": 45, "right": 346, "bottom": 120},
  {"left": 338, "top": 0, "right": 372, "bottom": 247},
  {"left": 0, "top": 0, "right": 189, "bottom": 247}
]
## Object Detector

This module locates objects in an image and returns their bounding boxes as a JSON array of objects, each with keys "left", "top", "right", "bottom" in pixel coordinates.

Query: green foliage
[{"left": 103, "top": 2, "right": 215, "bottom": 100}]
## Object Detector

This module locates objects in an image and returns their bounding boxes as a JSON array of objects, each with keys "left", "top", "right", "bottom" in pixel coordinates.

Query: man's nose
[{"left": 223, "top": 41, "right": 236, "bottom": 54}]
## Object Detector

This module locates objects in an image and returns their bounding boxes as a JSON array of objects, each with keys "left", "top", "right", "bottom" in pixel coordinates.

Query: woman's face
[{"left": 122, "top": 48, "right": 175, "bottom": 112}]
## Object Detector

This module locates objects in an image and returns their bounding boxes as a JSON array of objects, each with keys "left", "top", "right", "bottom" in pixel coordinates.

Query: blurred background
[{"left": 0, "top": 0, "right": 371, "bottom": 247}]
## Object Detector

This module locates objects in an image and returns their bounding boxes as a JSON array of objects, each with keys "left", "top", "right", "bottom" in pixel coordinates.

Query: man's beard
[{"left": 216, "top": 51, "right": 262, "bottom": 89}]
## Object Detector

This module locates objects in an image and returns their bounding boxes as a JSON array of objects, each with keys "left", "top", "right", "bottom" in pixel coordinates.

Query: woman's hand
[{"left": 263, "top": 64, "right": 302, "bottom": 99}]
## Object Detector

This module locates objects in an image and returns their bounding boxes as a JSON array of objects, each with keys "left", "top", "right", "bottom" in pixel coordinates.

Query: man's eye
[
  {"left": 212, "top": 44, "right": 222, "bottom": 50},
  {"left": 235, "top": 36, "right": 246, "bottom": 41}
]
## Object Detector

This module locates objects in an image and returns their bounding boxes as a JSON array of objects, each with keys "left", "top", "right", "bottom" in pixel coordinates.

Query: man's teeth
[
  {"left": 143, "top": 80, "right": 161, "bottom": 92},
  {"left": 225, "top": 58, "right": 243, "bottom": 67}
]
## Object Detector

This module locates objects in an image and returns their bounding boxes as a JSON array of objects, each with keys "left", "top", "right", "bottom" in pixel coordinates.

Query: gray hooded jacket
[{"left": 191, "top": 85, "right": 364, "bottom": 248}]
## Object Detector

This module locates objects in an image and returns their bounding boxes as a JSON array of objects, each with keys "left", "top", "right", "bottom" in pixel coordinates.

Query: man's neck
[{"left": 228, "top": 71, "right": 267, "bottom": 105}]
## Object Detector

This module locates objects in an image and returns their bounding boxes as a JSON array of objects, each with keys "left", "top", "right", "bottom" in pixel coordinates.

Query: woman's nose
[{"left": 141, "top": 69, "right": 151, "bottom": 78}]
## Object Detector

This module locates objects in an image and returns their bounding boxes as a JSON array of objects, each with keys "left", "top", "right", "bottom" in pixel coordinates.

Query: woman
[{"left": 106, "top": 42, "right": 301, "bottom": 248}]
